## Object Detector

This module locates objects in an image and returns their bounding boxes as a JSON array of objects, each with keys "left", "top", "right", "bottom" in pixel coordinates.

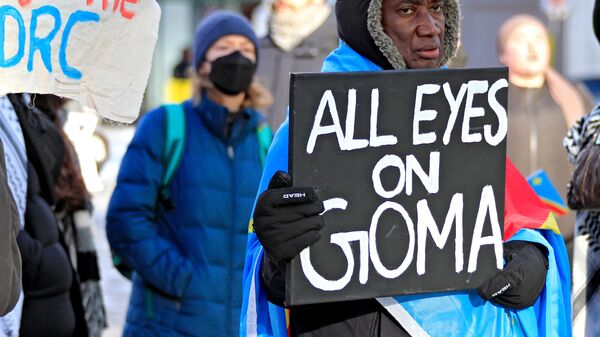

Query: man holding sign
[{"left": 241, "top": 0, "right": 571, "bottom": 336}]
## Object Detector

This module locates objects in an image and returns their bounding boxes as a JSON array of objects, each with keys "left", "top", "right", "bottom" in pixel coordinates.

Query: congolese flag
[
  {"left": 241, "top": 151, "right": 570, "bottom": 337},
  {"left": 505, "top": 159, "right": 562, "bottom": 239},
  {"left": 526, "top": 169, "right": 569, "bottom": 217}
]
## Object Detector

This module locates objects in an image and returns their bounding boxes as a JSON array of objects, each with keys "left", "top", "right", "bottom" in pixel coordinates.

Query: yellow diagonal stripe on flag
[{"left": 540, "top": 213, "right": 561, "bottom": 235}]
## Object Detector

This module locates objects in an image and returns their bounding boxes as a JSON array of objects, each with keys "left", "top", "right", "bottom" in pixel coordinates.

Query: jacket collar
[
  {"left": 187, "top": 94, "right": 264, "bottom": 145},
  {"left": 322, "top": 40, "right": 384, "bottom": 73}
]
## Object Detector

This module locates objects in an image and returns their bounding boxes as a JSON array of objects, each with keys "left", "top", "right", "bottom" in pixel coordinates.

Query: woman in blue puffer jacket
[{"left": 106, "top": 11, "right": 272, "bottom": 337}]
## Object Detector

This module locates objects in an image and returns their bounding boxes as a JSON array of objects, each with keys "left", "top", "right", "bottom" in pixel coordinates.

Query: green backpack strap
[
  {"left": 159, "top": 104, "right": 186, "bottom": 209},
  {"left": 111, "top": 104, "right": 186, "bottom": 282},
  {"left": 256, "top": 122, "right": 273, "bottom": 168}
]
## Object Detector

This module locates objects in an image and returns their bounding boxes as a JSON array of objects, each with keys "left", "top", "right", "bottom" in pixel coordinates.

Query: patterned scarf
[
  {"left": 564, "top": 104, "right": 600, "bottom": 163},
  {"left": 0, "top": 96, "right": 27, "bottom": 229},
  {"left": 0, "top": 95, "right": 27, "bottom": 337},
  {"left": 564, "top": 105, "right": 600, "bottom": 242},
  {"left": 568, "top": 106, "right": 600, "bottom": 335}
]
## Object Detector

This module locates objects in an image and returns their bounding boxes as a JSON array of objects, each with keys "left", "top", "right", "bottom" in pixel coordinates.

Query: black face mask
[{"left": 209, "top": 51, "right": 256, "bottom": 96}]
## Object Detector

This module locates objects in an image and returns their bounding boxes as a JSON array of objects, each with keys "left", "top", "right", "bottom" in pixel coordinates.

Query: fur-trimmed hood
[{"left": 335, "top": 0, "right": 461, "bottom": 70}]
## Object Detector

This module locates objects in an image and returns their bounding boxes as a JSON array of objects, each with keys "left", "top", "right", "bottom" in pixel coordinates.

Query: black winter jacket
[
  {"left": 262, "top": 255, "right": 410, "bottom": 337},
  {"left": 9, "top": 94, "right": 87, "bottom": 337},
  {"left": 17, "top": 164, "right": 76, "bottom": 337}
]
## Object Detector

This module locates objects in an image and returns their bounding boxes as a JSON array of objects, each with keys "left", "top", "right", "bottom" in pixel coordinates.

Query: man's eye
[
  {"left": 431, "top": 4, "right": 444, "bottom": 12},
  {"left": 399, "top": 7, "right": 414, "bottom": 14}
]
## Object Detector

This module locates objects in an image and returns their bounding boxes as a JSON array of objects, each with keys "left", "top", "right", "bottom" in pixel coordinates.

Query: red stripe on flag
[{"left": 504, "top": 158, "right": 555, "bottom": 240}]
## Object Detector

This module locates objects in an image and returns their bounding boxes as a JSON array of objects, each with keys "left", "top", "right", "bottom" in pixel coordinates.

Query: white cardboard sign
[{"left": 0, "top": 0, "right": 161, "bottom": 123}]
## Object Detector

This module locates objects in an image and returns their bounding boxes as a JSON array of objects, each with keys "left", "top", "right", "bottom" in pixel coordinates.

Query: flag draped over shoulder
[
  {"left": 526, "top": 170, "right": 569, "bottom": 217},
  {"left": 240, "top": 41, "right": 571, "bottom": 337},
  {"left": 505, "top": 158, "right": 562, "bottom": 240}
]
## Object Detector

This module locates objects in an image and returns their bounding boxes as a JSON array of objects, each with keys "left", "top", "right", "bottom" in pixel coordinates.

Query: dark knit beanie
[
  {"left": 193, "top": 11, "right": 258, "bottom": 70},
  {"left": 595, "top": 0, "right": 600, "bottom": 44}
]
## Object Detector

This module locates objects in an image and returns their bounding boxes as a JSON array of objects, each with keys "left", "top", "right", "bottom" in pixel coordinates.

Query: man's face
[
  {"left": 499, "top": 23, "right": 550, "bottom": 79},
  {"left": 382, "top": 0, "right": 446, "bottom": 69}
]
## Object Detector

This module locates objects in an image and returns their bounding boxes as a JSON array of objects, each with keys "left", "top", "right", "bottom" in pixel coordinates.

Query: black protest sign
[{"left": 287, "top": 67, "right": 508, "bottom": 306}]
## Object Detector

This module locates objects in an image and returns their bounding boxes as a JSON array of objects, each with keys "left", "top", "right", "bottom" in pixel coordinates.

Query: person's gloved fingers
[
  {"left": 503, "top": 240, "right": 549, "bottom": 264},
  {"left": 268, "top": 230, "right": 322, "bottom": 260},
  {"left": 257, "top": 215, "right": 324, "bottom": 244},
  {"left": 267, "top": 171, "right": 292, "bottom": 189},
  {"left": 486, "top": 291, "right": 523, "bottom": 309},
  {"left": 254, "top": 171, "right": 326, "bottom": 260},
  {"left": 479, "top": 241, "right": 549, "bottom": 309},
  {"left": 502, "top": 240, "right": 530, "bottom": 262},
  {"left": 495, "top": 243, "right": 548, "bottom": 309},
  {"left": 256, "top": 201, "right": 325, "bottom": 224},
  {"left": 477, "top": 270, "right": 519, "bottom": 301},
  {"left": 258, "top": 186, "right": 319, "bottom": 209},
  {"left": 491, "top": 282, "right": 544, "bottom": 309}
]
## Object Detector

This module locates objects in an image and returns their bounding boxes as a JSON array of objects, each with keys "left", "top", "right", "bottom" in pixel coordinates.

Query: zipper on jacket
[{"left": 228, "top": 142, "right": 235, "bottom": 336}]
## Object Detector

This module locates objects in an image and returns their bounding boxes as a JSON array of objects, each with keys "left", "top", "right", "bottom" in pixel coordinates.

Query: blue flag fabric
[
  {"left": 240, "top": 41, "right": 571, "bottom": 337},
  {"left": 526, "top": 170, "right": 569, "bottom": 216}
]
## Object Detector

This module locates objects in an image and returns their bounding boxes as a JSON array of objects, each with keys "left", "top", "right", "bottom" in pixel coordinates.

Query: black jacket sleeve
[
  {"left": 260, "top": 252, "right": 287, "bottom": 306},
  {"left": 16, "top": 229, "right": 44, "bottom": 290}
]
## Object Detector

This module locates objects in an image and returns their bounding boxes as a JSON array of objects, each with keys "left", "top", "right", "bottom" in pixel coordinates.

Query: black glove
[
  {"left": 477, "top": 240, "right": 549, "bottom": 309},
  {"left": 253, "top": 171, "right": 325, "bottom": 261}
]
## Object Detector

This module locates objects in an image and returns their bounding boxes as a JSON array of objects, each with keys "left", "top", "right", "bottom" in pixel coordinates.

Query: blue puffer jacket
[{"left": 107, "top": 96, "right": 268, "bottom": 337}]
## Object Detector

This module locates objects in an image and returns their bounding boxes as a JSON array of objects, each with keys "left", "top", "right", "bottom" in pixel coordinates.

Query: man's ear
[{"left": 498, "top": 52, "right": 507, "bottom": 66}]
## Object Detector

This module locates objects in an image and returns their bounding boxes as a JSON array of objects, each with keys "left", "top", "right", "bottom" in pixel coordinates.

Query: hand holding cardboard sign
[
  {"left": 253, "top": 171, "right": 325, "bottom": 261},
  {"left": 477, "top": 241, "right": 548, "bottom": 309}
]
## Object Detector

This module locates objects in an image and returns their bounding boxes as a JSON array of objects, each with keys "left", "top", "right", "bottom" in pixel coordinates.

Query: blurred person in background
[
  {"left": 165, "top": 47, "right": 194, "bottom": 104},
  {"left": 106, "top": 11, "right": 272, "bottom": 337},
  {"left": 36, "top": 95, "right": 107, "bottom": 337},
  {"left": 256, "top": 0, "right": 338, "bottom": 129},
  {"left": 6, "top": 94, "right": 87, "bottom": 337},
  {"left": 0, "top": 94, "right": 26, "bottom": 337},
  {"left": 62, "top": 107, "right": 108, "bottom": 194},
  {"left": 564, "top": 1, "right": 600, "bottom": 335},
  {"left": 498, "top": 14, "right": 594, "bottom": 255}
]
